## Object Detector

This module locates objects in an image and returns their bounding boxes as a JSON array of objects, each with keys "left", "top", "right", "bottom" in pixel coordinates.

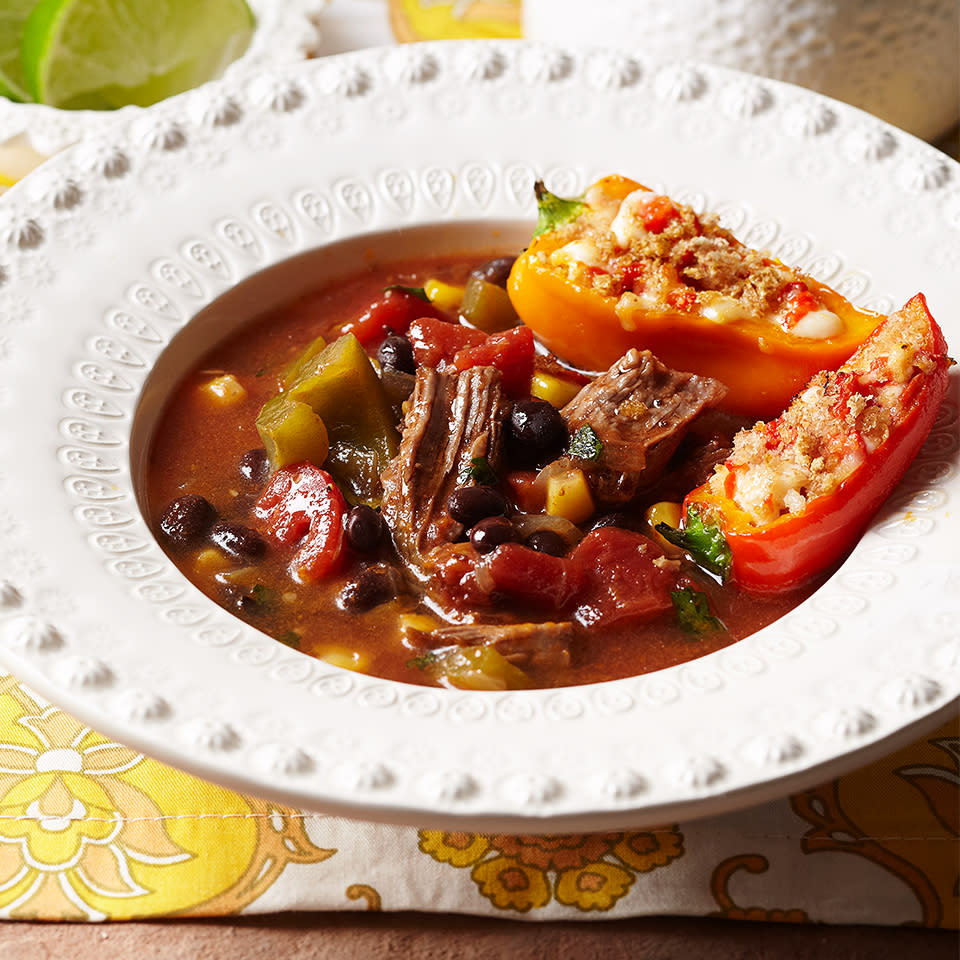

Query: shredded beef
[
  {"left": 562, "top": 349, "right": 727, "bottom": 504},
  {"left": 381, "top": 365, "right": 510, "bottom": 563},
  {"left": 429, "top": 621, "right": 574, "bottom": 670}
]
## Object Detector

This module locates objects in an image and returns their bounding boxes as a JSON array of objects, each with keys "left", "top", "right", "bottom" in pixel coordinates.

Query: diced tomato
[
  {"left": 426, "top": 543, "right": 493, "bottom": 609},
  {"left": 254, "top": 463, "right": 347, "bottom": 581},
  {"left": 483, "top": 525, "right": 679, "bottom": 621},
  {"left": 762, "top": 416, "right": 796, "bottom": 451},
  {"left": 453, "top": 324, "right": 535, "bottom": 397},
  {"left": 407, "top": 315, "right": 487, "bottom": 368},
  {"left": 827, "top": 370, "right": 863, "bottom": 420},
  {"left": 641, "top": 196, "right": 679, "bottom": 233},
  {"left": 408, "top": 319, "right": 535, "bottom": 396},
  {"left": 619, "top": 262, "right": 646, "bottom": 293},
  {"left": 485, "top": 543, "right": 585, "bottom": 609},
  {"left": 779, "top": 281, "right": 822, "bottom": 331},
  {"left": 504, "top": 470, "right": 544, "bottom": 514},
  {"left": 568, "top": 527, "right": 676, "bottom": 627},
  {"left": 342, "top": 288, "right": 447, "bottom": 346},
  {"left": 666, "top": 285, "right": 698, "bottom": 312}
]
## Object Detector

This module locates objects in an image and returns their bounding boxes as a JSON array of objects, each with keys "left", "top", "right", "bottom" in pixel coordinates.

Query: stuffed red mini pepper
[{"left": 660, "top": 293, "right": 952, "bottom": 594}]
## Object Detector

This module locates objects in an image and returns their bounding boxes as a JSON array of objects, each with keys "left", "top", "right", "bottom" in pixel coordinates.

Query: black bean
[
  {"left": 447, "top": 484, "right": 508, "bottom": 527},
  {"left": 232, "top": 591, "right": 264, "bottom": 618},
  {"left": 470, "top": 516, "right": 516, "bottom": 554},
  {"left": 222, "top": 582, "right": 275, "bottom": 618},
  {"left": 159, "top": 494, "right": 216, "bottom": 545},
  {"left": 509, "top": 399, "right": 567, "bottom": 464},
  {"left": 344, "top": 505, "right": 383, "bottom": 553},
  {"left": 525, "top": 529, "right": 567, "bottom": 557},
  {"left": 377, "top": 334, "right": 416, "bottom": 375},
  {"left": 210, "top": 521, "right": 266, "bottom": 561},
  {"left": 470, "top": 256, "right": 516, "bottom": 289},
  {"left": 589, "top": 512, "right": 634, "bottom": 532},
  {"left": 238, "top": 448, "right": 269, "bottom": 484},
  {"left": 339, "top": 566, "right": 397, "bottom": 611}
]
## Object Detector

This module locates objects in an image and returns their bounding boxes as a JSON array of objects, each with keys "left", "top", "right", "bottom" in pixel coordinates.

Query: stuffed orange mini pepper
[
  {"left": 657, "top": 293, "right": 952, "bottom": 594},
  {"left": 507, "top": 175, "right": 882, "bottom": 419}
]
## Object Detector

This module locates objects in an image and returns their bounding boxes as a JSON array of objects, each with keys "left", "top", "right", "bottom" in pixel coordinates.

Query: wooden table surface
[{"left": 2, "top": 912, "right": 958, "bottom": 958}]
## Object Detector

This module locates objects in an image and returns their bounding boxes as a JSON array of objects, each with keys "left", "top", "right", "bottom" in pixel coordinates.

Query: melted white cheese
[
  {"left": 788, "top": 308, "right": 843, "bottom": 339},
  {"left": 609, "top": 189, "right": 668, "bottom": 248},
  {"left": 701, "top": 295, "right": 749, "bottom": 324},
  {"left": 549, "top": 239, "right": 605, "bottom": 270},
  {"left": 615, "top": 290, "right": 664, "bottom": 331}
]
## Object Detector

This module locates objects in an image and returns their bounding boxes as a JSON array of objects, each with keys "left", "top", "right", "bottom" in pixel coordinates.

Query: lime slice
[
  {"left": 21, "top": 0, "right": 255, "bottom": 110},
  {"left": 0, "top": 0, "right": 38, "bottom": 102}
]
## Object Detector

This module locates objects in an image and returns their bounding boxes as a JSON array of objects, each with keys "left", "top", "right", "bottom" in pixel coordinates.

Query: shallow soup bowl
[{"left": 0, "top": 42, "right": 957, "bottom": 832}]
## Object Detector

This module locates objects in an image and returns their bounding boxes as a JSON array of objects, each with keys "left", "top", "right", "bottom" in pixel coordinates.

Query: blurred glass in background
[{"left": 523, "top": 0, "right": 960, "bottom": 142}]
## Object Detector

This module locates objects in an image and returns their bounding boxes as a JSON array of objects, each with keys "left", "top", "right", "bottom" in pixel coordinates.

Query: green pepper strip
[{"left": 257, "top": 333, "right": 400, "bottom": 507}]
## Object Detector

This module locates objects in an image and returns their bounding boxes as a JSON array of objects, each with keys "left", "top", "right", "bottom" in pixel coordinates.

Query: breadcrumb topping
[
  {"left": 545, "top": 182, "right": 841, "bottom": 337},
  {"left": 706, "top": 304, "right": 935, "bottom": 525}
]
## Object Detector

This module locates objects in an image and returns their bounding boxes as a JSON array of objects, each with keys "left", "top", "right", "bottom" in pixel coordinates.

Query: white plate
[
  {"left": 0, "top": 0, "right": 326, "bottom": 154},
  {"left": 0, "top": 41, "right": 957, "bottom": 832}
]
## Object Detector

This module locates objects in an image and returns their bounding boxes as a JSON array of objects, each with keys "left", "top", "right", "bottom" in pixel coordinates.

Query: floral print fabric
[{"left": 0, "top": 671, "right": 955, "bottom": 924}]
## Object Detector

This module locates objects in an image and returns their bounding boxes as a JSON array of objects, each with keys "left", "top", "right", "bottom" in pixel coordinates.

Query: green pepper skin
[
  {"left": 256, "top": 397, "right": 329, "bottom": 470},
  {"left": 459, "top": 275, "right": 519, "bottom": 333},
  {"left": 258, "top": 333, "right": 400, "bottom": 506}
]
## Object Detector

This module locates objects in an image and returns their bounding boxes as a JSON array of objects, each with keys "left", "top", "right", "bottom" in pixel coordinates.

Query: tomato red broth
[{"left": 146, "top": 253, "right": 819, "bottom": 689}]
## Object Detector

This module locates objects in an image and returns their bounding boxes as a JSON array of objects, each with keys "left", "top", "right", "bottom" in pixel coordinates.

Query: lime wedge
[
  {"left": 21, "top": 0, "right": 255, "bottom": 110},
  {"left": 0, "top": 0, "right": 38, "bottom": 102}
]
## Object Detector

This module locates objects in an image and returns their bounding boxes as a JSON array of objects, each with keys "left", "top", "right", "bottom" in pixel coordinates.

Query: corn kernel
[
  {"left": 646, "top": 500, "right": 682, "bottom": 530},
  {"left": 194, "top": 547, "right": 230, "bottom": 577},
  {"left": 530, "top": 371, "right": 581, "bottom": 408},
  {"left": 320, "top": 648, "right": 371, "bottom": 672},
  {"left": 424, "top": 279, "right": 465, "bottom": 312},
  {"left": 200, "top": 373, "right": 247, "bottom": 406},
  {"left": 645, "top": 501, "right": 683, "bottom": 553},
  {"left": 545, "top": 468, "right": 595, "bottom": 525}
]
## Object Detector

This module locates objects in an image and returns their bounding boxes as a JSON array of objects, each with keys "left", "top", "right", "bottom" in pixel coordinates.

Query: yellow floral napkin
[{"left": 0, "top": 670, "right": 956, "bottom": 923}]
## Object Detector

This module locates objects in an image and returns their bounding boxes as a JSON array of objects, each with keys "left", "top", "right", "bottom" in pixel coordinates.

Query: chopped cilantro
[
  {"left": 250, "top": 584, "right": 278, "bottom": 609},
  {"left": 277, "top": 630, "right": 301, "bottom": 649},
  {"left": 533, "top": 181, "right": 587, "bottom": 238},
  {"left": 567, "top": 424, "right": 603, "bottom": 461},
  {"left": 457, "top": 456, "right": 498, "bottom": 486},
  {"left": 407, "top": 651, "right": 438, "bottom": 671},
  {"left": 655, "top": 505, "right": 732, "bottom": 581},
  {"left": 385, "top": 284, "right": 429, "bottom": 302},
  {"left": 255, "top": 367, "right": 266, "bottom": 377},
  {"left": 671, "top": 588, "right": 726, "bottom": 635}
]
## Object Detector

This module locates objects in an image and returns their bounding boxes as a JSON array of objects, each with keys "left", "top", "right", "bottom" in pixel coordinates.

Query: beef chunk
[
  {"left": 381, "top": 365, "right": 510, "bottom": 563},
  {"left": 562, "top": 348, "right": 727, "bottom": 504},
  {"left": 647, "top": 409, "right": 744, "bottom": 502},
  {"left": 429, "top": 621, "right": 574, "bottom": 670}
]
